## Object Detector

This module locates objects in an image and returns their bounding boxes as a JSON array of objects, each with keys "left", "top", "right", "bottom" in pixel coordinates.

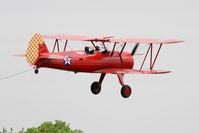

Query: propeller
[{"left": 131, "top": 43, "right": 139, "bottom": 56}]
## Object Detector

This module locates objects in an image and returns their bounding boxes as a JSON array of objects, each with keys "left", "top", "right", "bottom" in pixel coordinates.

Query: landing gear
[
  {"left": 90, "top": 73, "right": 133, "bottom": 98},
  {"left": 121, "top": 85, "right": 132, "bottom": 98},
  {"left": 90, "top": 73, "right": 106, "bottom": 95},
  {"left": 117, "top": 74, "right": 132, "bottom": 98},
  {"left": 34, "top": 68, "right": 39, "bottom": 74},
  {"left": 91, "top": 81, "right": 101, "bottom": 95}
]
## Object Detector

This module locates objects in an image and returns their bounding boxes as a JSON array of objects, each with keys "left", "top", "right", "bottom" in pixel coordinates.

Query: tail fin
[{"left": 26, "top": 33, "right": 49, "bottom": 65}]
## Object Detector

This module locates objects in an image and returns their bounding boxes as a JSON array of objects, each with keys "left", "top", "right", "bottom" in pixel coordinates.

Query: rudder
[{"left": 26, "top": 33, "right": 49, "bottom": 65}]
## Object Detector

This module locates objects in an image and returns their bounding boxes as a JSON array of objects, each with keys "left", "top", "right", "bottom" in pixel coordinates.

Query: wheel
[
  {"left": 121, "top": 85, "right": 132, "bottom": 98},
  {"left": 34, "top": 69, "right": 39, "bottom": 74},
  {"left": 91, "top": 81, "right": 101, "bottom": 95}
]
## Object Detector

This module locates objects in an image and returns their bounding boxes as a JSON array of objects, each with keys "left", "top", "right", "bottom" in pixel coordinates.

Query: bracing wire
[
  {"left": 134, "top": 44, "right": 148, "bottom": 59},
  {"left": 0, "top": 68, "right": 34, "bottom": 81}
]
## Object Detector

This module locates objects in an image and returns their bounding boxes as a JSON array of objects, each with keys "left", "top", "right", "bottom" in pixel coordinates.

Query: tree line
[{"left": 0, "top": 120, "right": 83, "bottom": 133}]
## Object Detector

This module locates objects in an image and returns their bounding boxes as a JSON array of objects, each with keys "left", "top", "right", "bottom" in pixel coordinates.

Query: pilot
[
  {"left": 85, "top": 46, "right": 94, "bottom": 54},
  {"left": 95, "top": 46, "right": 100, "bottom": 51}
]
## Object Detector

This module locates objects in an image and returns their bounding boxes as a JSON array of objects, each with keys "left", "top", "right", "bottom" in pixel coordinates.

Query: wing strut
[
  {"left": 140, "top": 43, "right": 151, "bottom": 70},
  {"left": 140, "top": 43, "right": 163, "bottom": 70},
  {"left": 52, "top": 39, "right": 69, "bottom": 52},
  {"left": 151, "top": 44, "right": 162, "bottom": 69},
  {"left": 102, "top": 42, "right": 107, "bottom": 51},
  {"left": 110, "top": 42, "right": 117, "bottom": 56},
  {"left": 52, "top": 39, "right": 60, "bottom": 52},
  {"left": 150, "top": 44, "right": 153, "bottom": 69},
  {"left": 91, "top": 41, "right": 97, "bottom": 49},
  {"left": 63, "top": 40, "right": 68, "bottom": 51},
  {"left": 119, "top": 43, "right": 127, "bottom": 55}
]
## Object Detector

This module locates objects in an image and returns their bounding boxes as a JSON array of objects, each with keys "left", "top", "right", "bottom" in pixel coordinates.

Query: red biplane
[{"left": 25, "top": 33, "right": 183, "bottom": 98}]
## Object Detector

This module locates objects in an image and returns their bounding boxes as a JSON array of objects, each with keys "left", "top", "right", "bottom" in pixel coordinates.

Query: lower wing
[{"left": 94, "top": 69, "right": 171, "bottom": 74}]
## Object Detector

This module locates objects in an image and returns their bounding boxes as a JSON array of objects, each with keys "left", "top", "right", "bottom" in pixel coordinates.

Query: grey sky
[{"left": 0, "top": 0, "right": 198, "bottom": 133}]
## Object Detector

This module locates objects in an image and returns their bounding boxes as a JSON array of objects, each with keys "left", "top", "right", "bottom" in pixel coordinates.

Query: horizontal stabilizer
[{"left": 13, "top": 54, "right": 26, "bottom": 57}]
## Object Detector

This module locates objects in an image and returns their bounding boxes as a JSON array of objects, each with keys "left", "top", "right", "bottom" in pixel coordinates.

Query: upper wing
[
  {"left": 42, "top": 34, "right": 89, "bottom": 41},
  {"left": 109, "top": 38, "right": 183, "bottom": 44},
  {"left": 42, "top": 34, "right": 113, "bottom": 42},
  {"left": 94, "top": 68, "right": 171, "bottom": 74},
  {"left": 42, "top": 34, "right": 183, "bottom": 44}
]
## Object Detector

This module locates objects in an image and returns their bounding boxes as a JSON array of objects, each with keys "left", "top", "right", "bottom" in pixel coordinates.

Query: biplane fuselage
[
  {"left": 25, "top": 33, "right": 183, "bottom": 98},
  {"left": 35, "top": 50, "right": 133, "bottom": 73}
]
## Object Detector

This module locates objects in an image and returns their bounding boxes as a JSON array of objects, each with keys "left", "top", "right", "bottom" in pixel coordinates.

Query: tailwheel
[
  {"left": 121, "top": 85, "right": 132, "bottom": 98},
  {"left": 34, "top": 68, "right": 39, "bottom": 74},
  {"left": 91, "top": 81, "right": 101, "bottom": 95}
]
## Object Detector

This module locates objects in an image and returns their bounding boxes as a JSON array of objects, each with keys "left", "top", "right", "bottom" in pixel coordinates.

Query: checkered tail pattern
[{"left": 26, "top": 33, "right": 44, "bottom": 65}]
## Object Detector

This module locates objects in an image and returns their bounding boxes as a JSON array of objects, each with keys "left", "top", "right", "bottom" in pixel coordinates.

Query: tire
[
  {"left": 121, "top": 85, "right": 132, "bottom": 98},
  {"left": 34, "top": 69, "right": 39, "bottom": 74},
  {"left": 91, "top": 81, "right": 101, "bottom": 95}
]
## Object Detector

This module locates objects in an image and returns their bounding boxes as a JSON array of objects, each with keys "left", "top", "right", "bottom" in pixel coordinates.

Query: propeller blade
[{"left": 131, "top": 43, "right": 139, "bottom": 56}]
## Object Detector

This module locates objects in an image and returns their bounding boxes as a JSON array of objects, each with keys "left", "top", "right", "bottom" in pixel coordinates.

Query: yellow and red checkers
[{"left": 26, "top": 33, "right": 44, "bottom": 65}]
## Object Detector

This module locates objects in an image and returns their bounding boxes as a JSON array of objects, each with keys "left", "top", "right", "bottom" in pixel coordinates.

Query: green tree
[
  {"left": 18, "top": 120, "right": 83, "bottom": 133},
  {"left": 1, "top": 120, "right": 83, "bottom": 133}
]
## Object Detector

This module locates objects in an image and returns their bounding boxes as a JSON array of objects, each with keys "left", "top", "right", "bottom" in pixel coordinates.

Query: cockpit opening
[{"left": 85, "top": 46, "right": 95, "bottom": 54}]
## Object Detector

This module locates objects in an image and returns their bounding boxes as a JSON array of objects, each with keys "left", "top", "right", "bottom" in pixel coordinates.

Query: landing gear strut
[{"left": 117, "top": 74, "right": 132, "bottom": 98}]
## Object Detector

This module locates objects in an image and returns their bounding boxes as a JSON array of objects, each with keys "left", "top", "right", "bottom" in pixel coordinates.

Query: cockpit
[
  {"left": 84, "top": 46, "right": 108, "bottom": 55},
  {"left": 85, "top": 46, "right": 95, "bottom": 54}
]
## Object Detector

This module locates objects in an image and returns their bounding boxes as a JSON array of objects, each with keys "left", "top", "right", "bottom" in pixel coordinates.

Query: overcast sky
[{"left": 0, "top": 0, "right": 199, "bottom": 133}]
